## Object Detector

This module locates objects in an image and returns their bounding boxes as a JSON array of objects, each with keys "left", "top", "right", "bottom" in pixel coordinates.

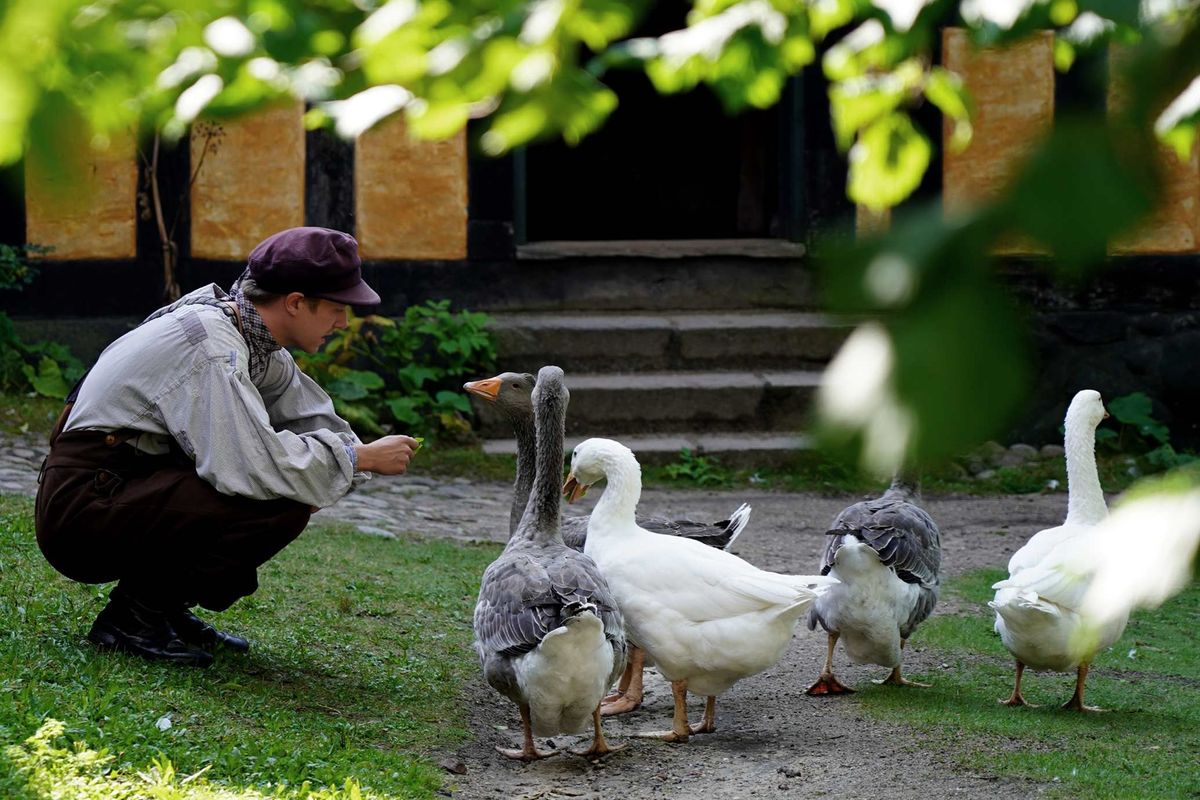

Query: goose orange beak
[
  {"left": 563, "top": 474, "right": 588, "bottom": 503},
  {"left": 463, "top": 377, "right": 501, "bottom": 401}
]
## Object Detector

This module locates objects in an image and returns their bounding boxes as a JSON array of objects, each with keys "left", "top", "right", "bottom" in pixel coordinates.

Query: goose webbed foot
[
  {"left": 601, "top": 648, "right": 645, "bottom": 716},
  {"left": 1060, "top": 697, "right": 1105, "bottom": 713},
  {"left": 875, "top": 667, "right": 930, "bottom": 688},
  {"left": 806, "top": 672, "right": 855, "bottom": 696},
  {"left": 495, "top": 743, "right": 559, "bottom": 761},
  {"left": 498, "top": 705, "right": 559, "bottom": 761},
  {"left": 572, "top": 707, "right": 626, "bottom": 757},
  {"left": 600, "top": 691, "right": 643, "bottom": 716},
  {"left": 999, "top": 660, "right": 1036, "bottom": 707},
  {"left": 1060, "top": 664, "right": 1104, "bottom": 712},
  {"left": 636, "top": 678, "right": 691, "bottom": 743},
  {"left": 636, "top": 728, "right": 689, "bottom": 743},
  {"left": 688, "top": 696, "right": 717, "bottom": 734}
]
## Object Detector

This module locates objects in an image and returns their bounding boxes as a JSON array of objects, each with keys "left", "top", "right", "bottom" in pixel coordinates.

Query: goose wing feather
[
  {"left": 474, "top": 545, "right": 625, "bottom": 659},
  {"left": 560, "top": 504, "right": 753, "bottom": 553},
  {"left": 822, "top": 495, "right": 941, "bottom": 589}
]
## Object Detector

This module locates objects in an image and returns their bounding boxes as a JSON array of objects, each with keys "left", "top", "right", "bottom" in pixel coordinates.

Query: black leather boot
[
  {"left": 88, "top": 589, "right": 213, "bottom": 667},
  {"left": 170, "top": 608, "right": 250, "bottom": 652}
]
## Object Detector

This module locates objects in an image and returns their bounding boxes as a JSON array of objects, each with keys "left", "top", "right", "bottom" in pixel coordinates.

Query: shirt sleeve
[
  {"left": 158, "top": 355, "right": 360, "bottom": 507},
  {"left": 258, "top": 350, "right": 373, "bottom": 487}
]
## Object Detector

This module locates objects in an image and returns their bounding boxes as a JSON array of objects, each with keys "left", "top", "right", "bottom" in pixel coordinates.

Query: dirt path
[{"left": 435, "top": 487, "right": 1065, "bottom": 800}]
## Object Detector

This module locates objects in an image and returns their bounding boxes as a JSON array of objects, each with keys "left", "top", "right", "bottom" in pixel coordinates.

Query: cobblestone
[{"left": 0, "top": 431, "right": 516, "bottom": 544}]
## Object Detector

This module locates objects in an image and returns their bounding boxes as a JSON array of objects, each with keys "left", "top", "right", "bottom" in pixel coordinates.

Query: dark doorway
[{"left": 522, "top": 3, "right": 789, "bottom": 242}]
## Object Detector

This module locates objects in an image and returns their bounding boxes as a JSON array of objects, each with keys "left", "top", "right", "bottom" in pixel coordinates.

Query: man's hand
[{"left": 354, "top": 435, "right": 420, "bottom": 475}]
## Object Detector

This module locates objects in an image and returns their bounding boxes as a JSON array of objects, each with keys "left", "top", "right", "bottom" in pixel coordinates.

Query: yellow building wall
[
  {"left": 1108, "top": 46, "right": 1200, "bottom": 254},
  {"left": 942, "top": 29, "right": 1055, "bottom": 254},
  {"left": 355, "top": 117, "right": 467, "bottom": 260},
  {"left": 190, "top": 103, "right": 306, "bottom": 261},
  {"left": 25, "top": 134, "right": 138, "bottom": 260}
]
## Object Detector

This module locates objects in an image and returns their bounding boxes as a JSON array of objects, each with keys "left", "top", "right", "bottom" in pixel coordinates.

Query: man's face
[{"left": 290, "top": 297, "right": 349, "bottom": 353}]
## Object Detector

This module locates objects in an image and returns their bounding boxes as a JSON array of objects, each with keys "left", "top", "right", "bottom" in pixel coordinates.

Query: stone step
[
  {"left": 374, "top": 250, "right": 816, "bottom": 314},
  {"left": 487, "top": 310, "right": 849, "bottom": 372},
  {"left": 469, "top": 369, "right": 823, "bottom": 437},
  {"left": 481, "top": 431, "right": 813, "bottom": 467}
]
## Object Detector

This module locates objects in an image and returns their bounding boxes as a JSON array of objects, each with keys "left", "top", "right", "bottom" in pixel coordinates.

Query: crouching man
[{"left": 35, "top": 227, "right": 418, "bottom": 667}]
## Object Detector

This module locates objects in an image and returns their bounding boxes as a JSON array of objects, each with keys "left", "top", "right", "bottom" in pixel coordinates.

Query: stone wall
[{"left": 1001, "top": 260, "right": 1200, "bottom": 448}]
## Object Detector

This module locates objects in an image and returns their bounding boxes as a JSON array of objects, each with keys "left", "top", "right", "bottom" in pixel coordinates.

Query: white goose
[
  {"left": 564, "top": 437, "right": 834, "bottom": 742},
  {"left": 473, "top": 368, "right": 626, "bottom": 759},
  {"left": 989, "top": 388, "right": 1120, "bottom": 711}
]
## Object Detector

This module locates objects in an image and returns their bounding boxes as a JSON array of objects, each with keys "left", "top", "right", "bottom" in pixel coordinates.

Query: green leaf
[
  {"left": 1154, "top": 76, "right": 1200, "bottom": 162},
  {"left": 829, "top": 75, "right": 906, "bottom": 151},
  {"left": 327, "top": 369, "right": 385, "bottom": 401},
  {"left": 923, "top": 67, "right": 973, "bottom": 151},
  {"left": 1005, "top": 121, "right": 1155, "bottom": 274},
  {"left": 395, "top": 365, "right": 440, "bottom": 392},
  {"left": 847, "top": 112, "right": 932, "bottom": 211},
  {"left": 386, "top": 396, "right": 423, "bottom": 427},
  {"left": 21, "top": 357, "right": 69, "bottom": 399},
  {"left": 1108, "top": 392, "right": 1171, "bottom": 445},
  {"left": 333, "top": 401, "right": 383, "bottom": 435},
  {"left": 1077, "top": 0, "right": 1142, "bottom": 27},
  {"left": 434, "top": 391, "right": 471, "bottom": 413}
]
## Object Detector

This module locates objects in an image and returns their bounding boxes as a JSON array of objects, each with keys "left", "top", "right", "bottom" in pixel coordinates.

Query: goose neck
[
  {"left": 1064, "top": 414, "right": 1106, "bottom": 525},
  {"left": 509, "top": 414, "right": 536, "bottom": 535},
  {"left": 592, "top": 455, "right": 642, "bottom": 524},
  {"left": 517, "top": 393, "right": 565, "bottom": 545}
]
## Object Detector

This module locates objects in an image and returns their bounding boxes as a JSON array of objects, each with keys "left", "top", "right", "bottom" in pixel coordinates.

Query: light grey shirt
[{"left": 66, "top": 284, "right": 370, "bottom": 507}]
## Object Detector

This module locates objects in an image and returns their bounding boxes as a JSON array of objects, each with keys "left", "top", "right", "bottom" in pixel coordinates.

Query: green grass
[
  {"left": 0, "top": 495, "right": 501, "bottom": 800},
  {"left": 0, "top": 393, "right": 61, "bottom": 437},
  {"left": 852, "top": 569, "right": 1200, "bottom": 799}
]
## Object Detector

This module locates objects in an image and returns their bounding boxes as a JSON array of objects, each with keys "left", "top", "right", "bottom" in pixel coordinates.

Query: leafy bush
[
  {"left": 0, "top": 314, "right": 86, "bottom": 400},
  {"left": 0, "top": 243, "right": 83, "bottom": 400},
  {"left": 295, "top": 300, "right": 496, "bottom": 441},
  {"left": 663, "top": 449, "right": 729, "bottom": 486},
  {"left": 0, "top": 243, "right": 49, "bottom": 291},
  {"left": 1098, "top": 391, "right": 1197, "bottom": 471}
]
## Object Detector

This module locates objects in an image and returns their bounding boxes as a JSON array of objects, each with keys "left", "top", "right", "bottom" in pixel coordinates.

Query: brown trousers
[{"left": 35, "top": 424, "right": 311, "bottom": 612}]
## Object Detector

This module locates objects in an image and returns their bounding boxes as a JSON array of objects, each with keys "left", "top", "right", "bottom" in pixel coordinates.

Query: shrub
[
  {"left": 295, "top": 300, "right": 496, "bottom": 441},
  {"left": 1098, "top": 391, "right": 1197, "bottom": 471},
  {"left": 0, "top": 243, "right": 83, "bottom": 400},
  {"left": 663, "top": 449, "right": 729, "bottom": 486}
]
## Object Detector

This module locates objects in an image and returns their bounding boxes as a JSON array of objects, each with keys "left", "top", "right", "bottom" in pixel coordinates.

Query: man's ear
[{"left": 283, "top": 292, "right": 307, "bottom": 316}]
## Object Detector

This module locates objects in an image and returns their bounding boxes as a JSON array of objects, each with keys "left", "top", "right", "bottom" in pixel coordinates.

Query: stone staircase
[{"left": 462, "top": 250, "right": 848, "bottom": 464}]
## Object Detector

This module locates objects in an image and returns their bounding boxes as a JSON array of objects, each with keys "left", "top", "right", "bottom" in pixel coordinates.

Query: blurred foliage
[{"left": 293, "top": 300, "right": 495, "bottom": 441}]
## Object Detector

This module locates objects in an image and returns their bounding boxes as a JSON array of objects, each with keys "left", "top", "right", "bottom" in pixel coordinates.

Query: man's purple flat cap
[{"left": 247, "top": 227, "right": 380, "bottom": 306}]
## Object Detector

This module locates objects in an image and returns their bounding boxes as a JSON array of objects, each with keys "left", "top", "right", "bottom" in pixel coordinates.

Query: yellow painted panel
[
  {"left": 25, "top": 134, "right": 137, "bottom": 260},
  {"left": 856, "top": 205, "right": 891, "bottom": 238},
  {"left": 942, "top": 29, "right": 1054, "bottom": 254},
  {"left": 190, "top": 103, "right": 306, "bottom": 261},
  {"left": 355, "top": 117, "right": 467, "bottom": 260},
  {"left": 1109, "top": 45, "right": 1200, "bottom": 254}
]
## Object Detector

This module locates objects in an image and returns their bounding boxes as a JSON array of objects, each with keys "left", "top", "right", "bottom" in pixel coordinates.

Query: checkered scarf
[{"left": 228, "top": 269, "right": 282, "bottom": 383}]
